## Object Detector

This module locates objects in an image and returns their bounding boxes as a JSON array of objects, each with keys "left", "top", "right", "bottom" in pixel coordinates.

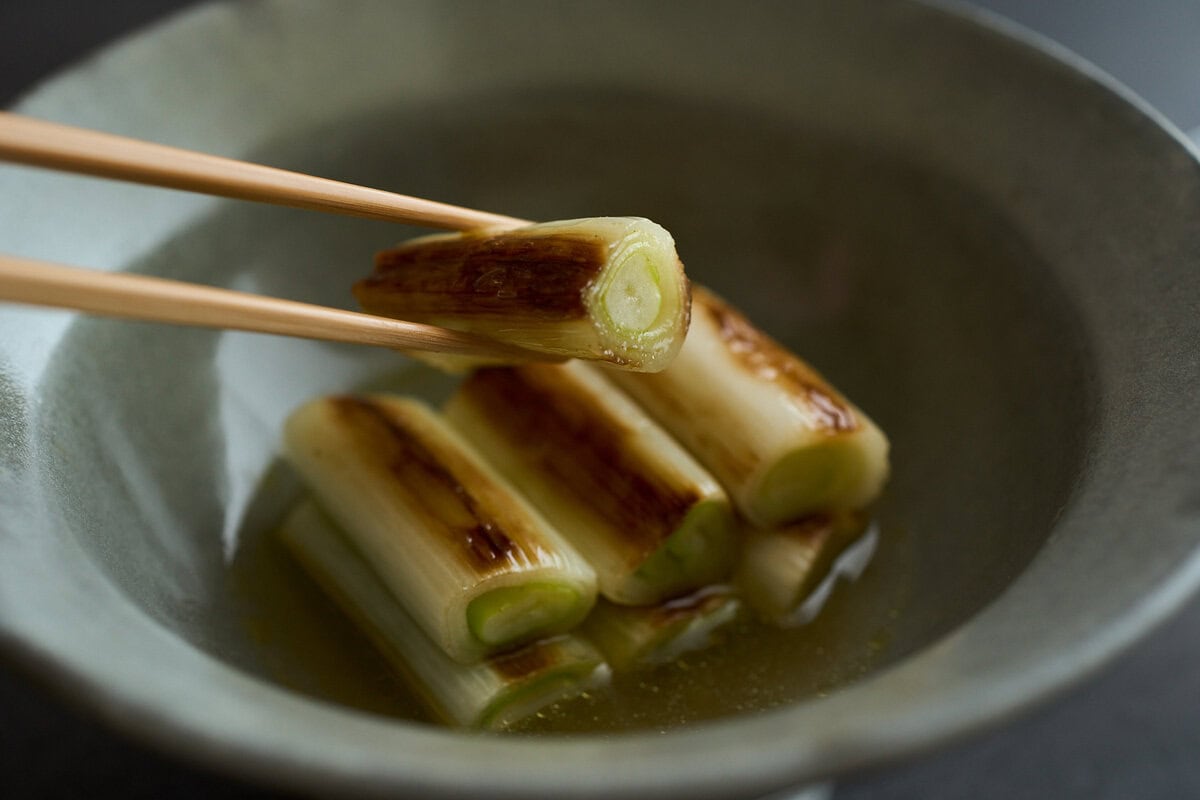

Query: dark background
[{"left": 1, "top": 2, "right": 1198, "bottom": 798}]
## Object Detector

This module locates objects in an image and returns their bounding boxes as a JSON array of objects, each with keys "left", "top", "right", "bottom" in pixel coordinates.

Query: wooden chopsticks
[
  {"left": 0, "top": 112, "right": 541, "bottom": 359},
  {"left": 0, "top": 112, "right": 530, "bottom": 231},
  {"left": 0, "top": 253, "right": 545, "bottom": 360}
]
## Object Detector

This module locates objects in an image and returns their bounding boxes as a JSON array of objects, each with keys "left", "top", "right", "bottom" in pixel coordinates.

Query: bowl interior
[{"left": 33, "top": 88, "right": 1088, "bottom": 727}]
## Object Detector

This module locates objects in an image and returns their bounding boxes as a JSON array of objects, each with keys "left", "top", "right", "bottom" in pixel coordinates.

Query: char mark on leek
[
  {"left": 445, "top": 361, "right": 736, "bottom": 606},
  {"left": 363, "top": 232, "right": 604, "bottom": 318},
  {"left": 454, "top": 366, "right": 699, "bottom": 561},
  {"left": 331, "top": 395, "right": 520, "bottom": 568},
  {"left": 701, "top": 293, "right": 858, "bottom": 433},
  {"left": 353, "top": 217, "right": 691, "bottom": 372},
  {"left": 489, "top": 642, "right": 555, "bottom": 681}
]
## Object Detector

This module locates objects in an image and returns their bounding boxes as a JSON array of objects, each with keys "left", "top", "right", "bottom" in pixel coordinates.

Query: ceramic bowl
[{"left": 1, "top": 1, "right": 1198, "bottom": 798}]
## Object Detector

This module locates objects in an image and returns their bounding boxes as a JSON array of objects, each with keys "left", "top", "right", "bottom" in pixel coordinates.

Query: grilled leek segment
[
  {"left": 736, "top": 512, "right": 870, "bottom": 622},
  {"left": 283, "top": 394, "right": 597, "bottom": 663},
  {"left": 444, "top": 361, "right": 737, "bottom": 606},
  {"left": 606, "top": 286, "right": 889, "bottom": 527},
  {"left": 581, "top": 589, "right": 740, "bottom": 672},
  {"left": 279, "top": 501, "right": 610, "bottom": 729},
  {"left": 354, "top": 217, "right": 690, "bottom": 372}
]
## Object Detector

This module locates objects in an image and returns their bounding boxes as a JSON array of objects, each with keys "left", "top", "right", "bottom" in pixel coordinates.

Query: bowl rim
[{"left": 2, "top": 1, "right": 1200, "bottom": 798}]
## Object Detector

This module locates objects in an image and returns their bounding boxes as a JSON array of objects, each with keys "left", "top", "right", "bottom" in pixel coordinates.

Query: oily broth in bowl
[{"left": 35, "top": 89, "right": 1087, "bottom": 732}]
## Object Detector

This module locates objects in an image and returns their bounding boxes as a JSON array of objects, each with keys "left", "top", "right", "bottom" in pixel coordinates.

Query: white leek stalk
[
  {"left": 444, "top": 361, "right": 736, "bottom": 606},
  {"left": 581, "top": 589, "right": 740, "bottom": 671},
  {"left": 606, "top": 286, "right": 889, "bottom": 527},
  {"left": 736, "top": 512, "right": 871, "bottom": 623},
  {"left": 278, "top": 501, "right": 610, "bottom": 729},
  {"left": 354, "top": 217, "right": 690, "bottom": 372},
  {"left": 283, "top": 394, "right": 597, "bottom": 663}
]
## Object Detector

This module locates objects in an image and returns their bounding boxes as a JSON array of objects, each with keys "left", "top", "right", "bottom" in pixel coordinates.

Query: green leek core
[
  {"left": 468, "top": 583, "right": 582, "bottom": 646},
  {"left": 601, "top": 250, "right": 662, "bottom": 334},
  {"left": 754, "top": 441, "right": 859, "bottom": 526}
]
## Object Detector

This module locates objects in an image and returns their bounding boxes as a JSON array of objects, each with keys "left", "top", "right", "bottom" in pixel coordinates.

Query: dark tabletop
[{"left": 1, "top": 2, "right": 1198, "bottom": 798}]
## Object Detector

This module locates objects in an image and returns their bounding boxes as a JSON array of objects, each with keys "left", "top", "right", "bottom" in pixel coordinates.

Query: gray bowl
[{"left": 1, "top": 1, "right": 1199, "bottom": 798}]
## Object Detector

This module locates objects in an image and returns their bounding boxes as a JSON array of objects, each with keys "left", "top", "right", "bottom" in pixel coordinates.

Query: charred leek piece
[
  {"left": 354, "top": 217, "right": 690, "bottom": 372},
  {"left": 582, "top": 588, "right": 740, "bottom": 671},
  {"left": 736, "top": 511, "right": 872, "bottom": 623},
  {"left": 606, "top": 286, "right": 889, "bottom": 527},
  {"left": 279, "top": 501, "right": 610, "bottom": 729},
  {"left": 444, "top": 361, "right": 736, "bottom": 606},
  {"left": 283, "top": 394, "right": 597, "bottom": 663}
]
